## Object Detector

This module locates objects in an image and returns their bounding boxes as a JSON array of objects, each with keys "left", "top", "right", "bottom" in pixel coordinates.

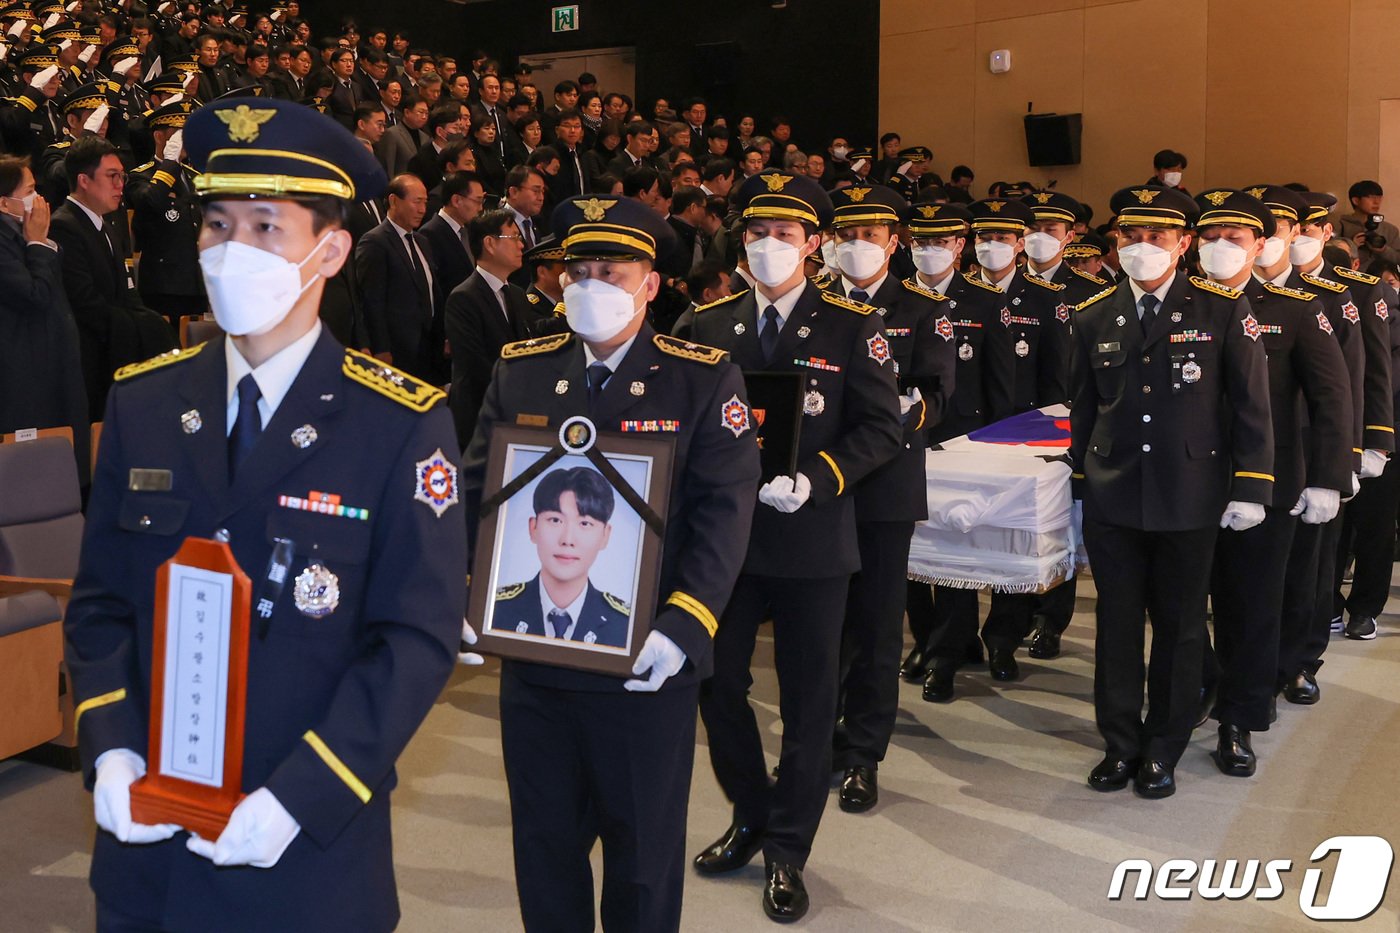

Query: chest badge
[
  {"left": 1012, "top": 296, "right": 1022, "bottom": 306},
  {"left": 734, "top": 322, "right": 746, "bottom": 335},
  {"left": 164, "top": 207, "right": 180, "bottom": 222},
  {"left": 293, "top": 562, "right": 340, "bottom": 618},
  {"left": 1181, "top": 361, "right": 1202, "bottom": 384},
  {"left": 1055, "top": 303, "right": 1071, "bottom": 323},
  {"left": 290, "top": 424, "right": 318, "bottom": 449},
  {"left": 629, "top": 380, "right": 645, "bottom": 396},
  {"left": 1115, "top": 315, "right": 1127, "bottom": 327},
  {"left": 866, "top": 333, "right": 892, "bottom": 365},
  {"left": 180, "top": 409, "right": 202, "bottom": 434},
  {"left": 554, "top": 379, "right": 569, "bottom": 395},
  {"left": 1015, "top": 339, "right": 1030, "bottom": 358},
  {"left": 959, "top": 342, "right": 974, "bottom": 361},
  {"left": 1240, "top": 312, "right": 1262, "bottom": 341},
  {"left": 803, "top": 389, "right": 826, "bottom": 416},
  {"left": 797, "top": 325, "right": 811, "bottom": 338},
  {"left": 414, "top": 448, "right": 459, "bottom": 517},
  {"left": 934, "top": 316, "right": 954, "bottom": 341},
  {"left": 1171, "top": 311, "right": 1183, "bottom": 323}
]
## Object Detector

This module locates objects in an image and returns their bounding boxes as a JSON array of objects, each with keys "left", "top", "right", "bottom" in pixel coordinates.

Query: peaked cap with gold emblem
[
  {"left": 968, "top": 196, "right": 1036, "bottom": 233},
  {"left": 906, "top": 200, "right": 971, "bottom": 237},
  {"left": 829, "top": 183, "right": 907, "bottom": 228},
  {"left": 185, "top": 96, "right": 387, "bottom": 202},
  {"left": 1020, "top": 189, "right": 1081, "bottom": 225},
  {"left": 1109, "top": 184, "right": 1199, "bottom": 229},
  {"left": 1193, "top": 188, "right": 1275, "bottom": 236},
  {"left": 550, "top": 193, "right": 677, "bottom": 262},
  {"left": 735, "top": 168, "right": 834, "bottom": 228}
]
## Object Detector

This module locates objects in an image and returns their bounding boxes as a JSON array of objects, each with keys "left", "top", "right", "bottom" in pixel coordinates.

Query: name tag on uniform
[
  {"left": 1096, "top": 341, "right": 1121, "bottom": 353},
  {"left": 128, "top": 468, "right": 173, "bottom": 491},
  {"left": 515, "top": 413, "right": 549, "bottom": 427}
]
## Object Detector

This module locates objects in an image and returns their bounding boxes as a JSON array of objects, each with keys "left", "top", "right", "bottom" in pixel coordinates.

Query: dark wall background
[{"left": 319, "top": 0, "right": 880, "bottom": 154}]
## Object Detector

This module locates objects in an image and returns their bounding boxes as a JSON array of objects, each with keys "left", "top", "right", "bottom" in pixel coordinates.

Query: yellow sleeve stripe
[
  {"left": 1234, "top": 471, "right": 1275, "bottom": 482},
  {"left": 666, "top": 591, "right": 718, "bottom": 637},
  {"left": 152, "top": 170, "right": 176, "bottom": 187},
  {"left": 1365, "top": 425, "right": 1396, "bottom": 433},
  {"left": 818, "top": 451, "right": 845, "bottom": 496},
  {"left": 1071, "top": 472, "right": 1085, "bottom": 480},
  {"left": 73, "top": 687, "right": 126, "bottom": 738},
  {"left": 1354, "top": 447, "right": 1365, "bottom": 454},
  {"left": 303, "top": 730, "right": 371, "bottom": 804},
  {"left": 913, "top": 398, "right": 926, "bottom": 432}
]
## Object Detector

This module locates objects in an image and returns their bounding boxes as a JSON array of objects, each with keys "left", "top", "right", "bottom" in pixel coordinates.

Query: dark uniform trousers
[
  {"left": 827, "top": 275, "right": 953, "bottom": 769},
  {"left": 67, "top": 331, "right": 464, "bottom": 933},
  {"left": 682, "top": 282, "right": 902, "bottom": 868},
  {"left": 1071, "top": 275, "right": 1273, "bottom": 767},
  {"left": 460, "top": 325, "right": 761, "bottom": 933},
  {"left": 1208, "top": 278, "right": 1353, "bottom": 725},
  {"left": 1338, "top": 450, "right": 1400, "bottom": 618},
  {"left": 906, "top": 271, "right": 1013, "bottom": 663}
]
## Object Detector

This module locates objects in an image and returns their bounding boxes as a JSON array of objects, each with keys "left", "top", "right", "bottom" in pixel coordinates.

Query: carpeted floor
[{"left": 3, "top": 576, "right": 1398, "bottom": 931}]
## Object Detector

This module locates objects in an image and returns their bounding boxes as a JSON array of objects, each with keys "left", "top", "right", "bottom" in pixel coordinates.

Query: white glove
[
  {"left": 93, "top": 748, "right": 182, "bottom": 844},
  {"left": 163, "top": 92, "right": 185, "bottom": 107},
  {"left": 82, "top": 104, "right": 108, "bottom": 134},
  {"left": 458, "top": 617, "right": 484, "bottom": 666},
  {"left": 898, "top": 386, "right": 923, "bottom": 418},
  {"left": 1289, "top": 486, "right": 1341, "bottom": 525},
  {"left": 29, "top": 65, "right": 58, "bottom": 89},
  {"left": 65, "top": 0, "right": 80, "bottom": 10},
  {"left": 622, "top": 630, "right": 686, "bottom": 692},
  {"left": 896, "top": 160, "right": 913, "bottom": 178},
  {"left": 1220, "top": 500, "right": 1266, "bottom": 532},
  {"left": 186, "top": 788, "right": 300, "bottom": 868},
  {"left": 1345, "top": 472, "right": 1361, "bottom": 501},
  {"left": 78, "top": 44, "right": 97, "bottom": 64},
  {"left": 113, "top": 56, "right": 139, "bottom": 76},
  {"left": 43, "top": 13, "right": 61, "bottom": 29},
  {"left": 757, "top": 472, "right": 811, "bottom": 513},
  {"left": 1359, "top": 448, "right": 1389, "bottom": 478},
  {"left": 161, "top": 128, "right": 183, "bottom": 162},
  {"left": 7, "top": 21, "right": 26, "bottom": 39}
]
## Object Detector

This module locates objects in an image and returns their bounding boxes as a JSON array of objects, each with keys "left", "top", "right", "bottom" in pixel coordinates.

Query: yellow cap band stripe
[{"left": 563, "top": 229, "right": 656, "bottom": 259}]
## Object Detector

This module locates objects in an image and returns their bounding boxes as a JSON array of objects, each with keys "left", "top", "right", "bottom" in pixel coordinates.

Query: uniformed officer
[
  {"left": 1065, "top": 230, "right": 1114, "bottom": 283},
  {"left": 822, "top": 183, "right": 954, "bottom": 813},
  {"left": 678, "top": 170, "right": 902, "bottom": 922},
  {"left": 1249, "top": 185, "right": 1380, "bottom": 704},
  {"left": 897, "top": 201, "right": 1015, "bottom": 693},
  {"left": 8, "top": 46, "right": 65, "bottom": 157},
  {"left": 127, "top": 72, "right": 190, "bottom": 165},
  {"left": 125, "top": 98, "right": 205, "bottom": 326},
  {"left": 522, "top": 232, "right": 565, "bottom": 317},
  {"left": 1072, "top": 184, "right": 1272, "bottom": 799},
  {"left": 459, "top": 195, "right": 761, "bottom": 933},
  {"left": 1195, "top": 188, "right": 1352, "bottom": 777},
  {"left": 886, "top": 145, "right": 935, "bottom": 203},
  {"left": 64, "top": 96, "right": 466, "bottom": 932},
  {"left": 38, "top": 81, "right": 113, "bottom": 205}
]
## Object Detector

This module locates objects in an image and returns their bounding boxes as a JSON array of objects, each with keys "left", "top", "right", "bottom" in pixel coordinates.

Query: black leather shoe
[
  {"left": 922, "top": 661, "right": 956, "bottom": 702},
  {"left": 838, "top": 766, "right": 878, "bottom": 813},
  {"left": 899, "top": 646, "right": 931, "bottom": 682},
  {"left": 1215, "top": 724, "right": 1256, "bottom": 777},
  {"left": 762, "top": 862, "right": 809, "bottom": 923},
  {"left": 1345, "top": 615, "right": 1378, "bottom": 640},
  {"left": 693, "top": 822, "right": 765, "bottom": 874},
  {"left": 1028, "top": 625, "right": 1061, "bottom": 659},
  {"left": 1281, "top": 670, "right": 1320, "bottom": 705},
  {"left": 1088, "top": 756, "right": 1138, "bottom": 792},
  {"left": 988, "top": 647, "right": 1019, "bottom": 682},
  {"left": 1133, "top": 760, "right": 1176, "bottom": 799}
]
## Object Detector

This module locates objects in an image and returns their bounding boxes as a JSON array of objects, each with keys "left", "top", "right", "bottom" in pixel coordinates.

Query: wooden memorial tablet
[{"left": 130, "top": 537, "right": 251, "bottom": 839}]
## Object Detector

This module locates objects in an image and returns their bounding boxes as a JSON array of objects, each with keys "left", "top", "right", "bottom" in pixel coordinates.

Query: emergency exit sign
[{"left": 552, "top": 5, "right": 579, "bottom": 32}]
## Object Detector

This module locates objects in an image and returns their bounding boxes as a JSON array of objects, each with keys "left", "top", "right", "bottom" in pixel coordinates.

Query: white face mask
[
  {"left": 1117, "top": 241, "right": 1178, "bottom": 282},
  {"left": 199, "top": 233, "right": 331, "bottom": 336},
  {"left": 563, "top": 276, "right": 646, "bottom": 343},
  {"left": 1162, "top": 171, "right": 1183, "bottom": 188},
  {"left": 6, "top": 191, "right": 34, "bottom": 217},
  {"left": 835, "top": 239, "right": 890, "bottom": 281},
  {"left": 820, "top": 238, "right": 839, "bottom": 273},
  {"left": 912, "top": 244, "right": 956, "bottom": 276},
  {"left": 746, "top": 236, "right": 805, "bottom": 287},
  {"left": 831, "top": 146, "right": 849, "bottom": 160},
  {"left": 1289, "top": 234, "right": 1324, "bottom": 266},
  {"left": 1197, "top": 238, "right": 1250, "bottom": 280},
  {"left": 1257, "top": 235, "right": 1288, "bottom": 268},
  {"left": 974, "top": 239, "right": 1016, "bottom": 273},
  {"left": 1023, "top": 231, "right": 1065, "bottom": 264}
]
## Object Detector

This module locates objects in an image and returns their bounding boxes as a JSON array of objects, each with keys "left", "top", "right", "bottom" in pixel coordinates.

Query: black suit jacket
[
  {"left": 406, "top": 140, "right": 444, "bottom": 191},
  {"left": 548, "top": 145, "right": 591, "bottom": 201},
  {"left": 418, "top": 212, "right": 474, "bottom": 297},
  {"left": 355, "top": 219, "right": 444, "bottom": 383},
  {"left": 328, "top": 78, "right": 364, "bottom": 130},
  {"left": 443, "top": 269, "right": 532, "bottom": 446}
]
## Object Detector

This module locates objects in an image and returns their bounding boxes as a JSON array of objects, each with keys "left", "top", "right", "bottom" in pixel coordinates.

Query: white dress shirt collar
[
  {"left": 66, "top": 195, "right": 105, "bottom": 231},
  {"left": 224, "top": 320, "right": 322, "bottom": 434},
  {"left": 539, "top": 577, "right": 588, "bottom": 640},
  {"left": 583, "top": 331, "right": 639, "bottom": 371},
  {"left": 1128, "top": 272, "right": 1177, "bottom": 316}
]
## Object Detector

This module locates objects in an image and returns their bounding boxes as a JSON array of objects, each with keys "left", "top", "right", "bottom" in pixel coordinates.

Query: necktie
[
  {"left": 547, "top": 608, "right": 572, "bottom": 639},
  {"left": 228, "top": 374, "right": 262, "bottom": 479},
  {"left": 1140, "top": 294, "right": 1159, "bottom": 335},
  {"left": 760, "top": 305, "right": 782, "bottom": 362},
  {"left": 850, "top": 288, "right": 869, "bottom": 304},
  {"left": 587, "top": 361, "right": 611, "bottom": 410},
  {"left": 499, "top": 285, "right": 518, "bottom": 333},
  {"left": 521, "top": 217, "right": 535, "bottom": 248}
]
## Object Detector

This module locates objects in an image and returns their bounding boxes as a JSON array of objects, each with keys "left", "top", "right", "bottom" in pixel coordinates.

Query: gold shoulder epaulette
[
  {"left": 1076, "top": 286, "right": 1117, "bottom": 312},
  {"left": 1332, "top": 265, "right": 1380, "bottom": 286},
  {"left": 902, "top": 278, "right": 946, "bottom": 301},
  {"left": 821, "top": 290, "right": 874, "bottom": 314},
  {"left": 132, "top": 160, "right": 155, "bottom": 174},
  {"left": 961, "top": 271, "right": 1004, "bottom": 294},
  {"left": 500, "top": 331, "right": 573, "bottom": 360},
  {"left": 1072, "top": 267, "right": 1108, "bottom": 286},
  {"left": 495, "top": 582, "right": 525, "bottom": 600},
  {"left": 695, "top": 289, "right": 747, "bottom": 313},
  {"left": 1300, "top": 272, "right": 1346, "bottom": 293},
  {"left": 603, "top": 592, "right": 631, "bottom": 616},
  {"left": 114, "top": 342, "right": 205, "bottom": 382},
  {"left": 811, "top": 271, "right": 833, "bottom": 287},
  {"left": 13, "top": 95, "right": 35, "bottom": 112},
  {"left": 1190, "top": 275, "right": 1241, "bottom": 299},
  {"left": 552, "top": 301, "right": 565, "bottom": 319},
  {"left": 49, "top": 140, "right": 70, "bottom": 151},
  {"left": 1263, "top": 282, "right": 1317, "bottom": 302},
  {"left": 1024, "top": 272, "right": 1067, "bottom": 291},
  {"left": 654, "top": 333, "right": 727, "bottom": 364},
  {"left": 526, "top": 291, "right": 540, "bottom": 305},
  {"left": 342, "top": 348, "right": 445, "bottom": 412}
]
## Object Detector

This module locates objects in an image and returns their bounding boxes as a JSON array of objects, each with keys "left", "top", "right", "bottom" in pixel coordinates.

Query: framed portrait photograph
[{"left": 469, "top": 417, "right": 676, "bottom": 676}]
